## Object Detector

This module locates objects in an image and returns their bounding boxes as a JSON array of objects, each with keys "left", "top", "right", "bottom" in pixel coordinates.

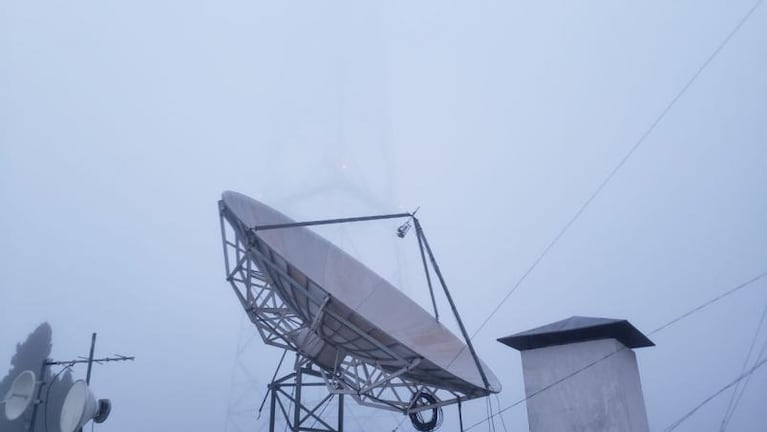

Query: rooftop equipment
[
  {"left": 1, "top": 370, "right": 36, "bottom": 421},
  {"left": 218, "top": 191, "right": 500, "bottom": 431}
]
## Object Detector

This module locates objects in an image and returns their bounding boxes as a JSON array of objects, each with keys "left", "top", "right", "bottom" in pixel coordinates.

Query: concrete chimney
[{"left": 498, "top": 316, "right": 654, "bottom": 432}]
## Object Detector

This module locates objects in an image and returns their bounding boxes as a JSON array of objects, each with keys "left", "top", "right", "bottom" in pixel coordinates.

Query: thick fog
[{"left": 2, "top": 1, "right": 766, "bottom": 431}]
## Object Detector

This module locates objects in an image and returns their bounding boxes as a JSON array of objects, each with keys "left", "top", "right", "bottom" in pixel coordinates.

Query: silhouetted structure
[{"left": 1, "top": 323, "right": 74, "bottom": 432}]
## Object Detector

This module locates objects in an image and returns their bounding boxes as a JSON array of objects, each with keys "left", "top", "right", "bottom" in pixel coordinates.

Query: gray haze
[{"left": 2, "top": 1, "right": 766, "bottom": 431}]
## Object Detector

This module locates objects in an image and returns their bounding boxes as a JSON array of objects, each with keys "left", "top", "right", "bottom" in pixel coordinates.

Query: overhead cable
[
  {"left": 720, "top": 325, "right": 767, "bottom": 430},
  {"left": 649, "top": 271, "right": 767, "bottom": 335},
  {"left": 456, "top": 0, "right": 766, "bottom": 425},
  {"left": 463, "top": 270, "right": 767, "bottom": 431},
  {"left": 493, "top": 394, "right": 509, "bottom": 432},
  {"left": 719, "top": 301, "right": 767, "bottom": 430},
  {"left": 467, "top": 0, "right": 765, "bottom": 343},
  {"left": 664, "top": 356, "right": 767, "bottom": 431}
]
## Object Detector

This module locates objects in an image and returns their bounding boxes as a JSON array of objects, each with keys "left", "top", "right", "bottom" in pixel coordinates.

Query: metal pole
[
  {"left": 413, "top": 217, "right": 492, "bottom": 391},
  {"left": 269, "top": 383, "right": 277, "bottom": 432},
  {"left": 27, "top": 360, "right": 48, "bottom": 432},
  {"left": 78, "top": 333, "right": 97, "bottom": 432},
  {"left": 338, "top": 393, "right": 344, "bottom": 432},
  {"left": 85, "top": 333, "right": 96, "bottom": 385},
  {"left": 258, "top": 349, "right": 288, "bottom": 420},
  {"left": 415, "top": 220, "right": 439, "bottom": 321},
  {"left": 250, "top": 212, "right": 412, "bottom": 232},
  {"left": 293, "top": 368, "right": 303, "bottom": 432}
]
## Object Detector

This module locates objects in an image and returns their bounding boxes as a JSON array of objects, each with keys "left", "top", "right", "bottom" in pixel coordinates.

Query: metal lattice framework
[
  {"left": 268, "top": 365, "right": 344, "bottom": 432},
  {"left": 219, "top": 201, "right": 490, "bottom": 417}
]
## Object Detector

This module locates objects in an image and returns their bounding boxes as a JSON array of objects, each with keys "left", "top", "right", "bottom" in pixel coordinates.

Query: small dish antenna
[
  {"left": 2, "top": 370, "right": 37, "bottom": 421},
  {"left": 59, "top": 380, "right": 111, "bottom": 432}
]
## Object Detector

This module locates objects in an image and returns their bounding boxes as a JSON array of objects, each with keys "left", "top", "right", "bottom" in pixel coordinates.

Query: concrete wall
[{"left": 520, "top": 338, "right": 649, "bottom": 432}]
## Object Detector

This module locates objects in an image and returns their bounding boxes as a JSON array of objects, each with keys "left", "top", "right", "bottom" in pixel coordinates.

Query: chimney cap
[{"left": 498, "top": 316, "right": 654, "bottom": 351}]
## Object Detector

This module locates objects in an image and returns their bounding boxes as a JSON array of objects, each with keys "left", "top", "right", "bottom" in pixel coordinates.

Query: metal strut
[
  {"left": 268, "top": 363, "right": 345, "bottom": 432},
  {"left": 413, "top": 217, "right": 493, "bottom": 392},
  {"left": 415, "top": 218, "right": 440, "bottom": 321},
  {"left": 250, "top": 212, "right": 412, "bottom": 232}
]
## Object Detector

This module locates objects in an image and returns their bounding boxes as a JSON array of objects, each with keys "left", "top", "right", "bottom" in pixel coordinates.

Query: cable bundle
[{"left": 409, "top": 391, "right": 443, "bottom": 431}]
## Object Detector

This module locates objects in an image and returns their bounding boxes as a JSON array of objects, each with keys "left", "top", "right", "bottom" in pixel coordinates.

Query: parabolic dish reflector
[
  {"left": 3, "top": 370, "right": 36, "bottom": 421},
  {"left": 219, "top": 191, "right": 500, "bottom": 411}
]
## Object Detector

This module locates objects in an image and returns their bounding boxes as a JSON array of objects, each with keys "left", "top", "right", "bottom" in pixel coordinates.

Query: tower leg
[
  {"left": 268, "top": 365, "right": 344, "bottom": 432},
  {"left": 269, "top": 383, "right": 276, "bottom": 432},
  {"left": 293, "top": 368, "right": 302, "bottom": 431}
]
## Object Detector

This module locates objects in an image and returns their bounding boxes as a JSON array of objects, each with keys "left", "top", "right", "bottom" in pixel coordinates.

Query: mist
[{"left": 2, "top": 1, "right": 766, "bottom": 431}]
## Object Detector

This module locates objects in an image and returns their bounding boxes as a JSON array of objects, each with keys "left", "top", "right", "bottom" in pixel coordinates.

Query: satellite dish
[
  {"left": 59, "top": 380, "right": 111, "bottom": 432},
  {"left": 220, "top": 191, "right": 501, "bottom": 412},
  {"left": 2, "top": 370, "right": 36, "bottom": 421}
]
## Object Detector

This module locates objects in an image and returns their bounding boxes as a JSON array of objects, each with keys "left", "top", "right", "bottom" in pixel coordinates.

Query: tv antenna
[{"left": 18, "top": 332, "right": 135, "bottom": 432}]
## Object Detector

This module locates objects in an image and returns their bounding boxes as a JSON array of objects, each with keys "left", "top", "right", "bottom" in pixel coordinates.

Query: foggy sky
[{"left": 2, "top": 1, "right": 766, "bottom": 431}]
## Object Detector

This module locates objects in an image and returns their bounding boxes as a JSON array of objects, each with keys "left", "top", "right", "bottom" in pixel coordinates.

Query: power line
[
  {"left": 720, "top": 327, "right": 767, "bottom": 430},
  {"left": 467, "top": 0, "right": 765, "bottom": 343},
  {"left": 664, "top": 356, "right": 767, "bottom": 431},
  {"left": 649, "top": 272, "right": 767, "bottom": 335},
  {"left": 463, "top": 270, "right": 767, "bottom": 431},
  {"left": 465, "top": 348, "right": 621, "bottom": 431},
  {"left": 486, "top": 397, "right": 496, "bottom": 432},
  {"left": 719, "top": 301, "right": 767, "bottom": 430},
  {"left": 493, "top": 394, "right": 509, "bottom": 432},
  {"left": 462, "top": 0, "right": 766, "bottom": 412}
]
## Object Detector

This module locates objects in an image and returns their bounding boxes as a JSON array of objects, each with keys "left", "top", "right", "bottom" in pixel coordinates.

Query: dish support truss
[
  {"left": 219, "top": 203, "right": 487, "bottom": 417},
  {"left": 269, "top": 365, "right": 345, "bottom": 432}
]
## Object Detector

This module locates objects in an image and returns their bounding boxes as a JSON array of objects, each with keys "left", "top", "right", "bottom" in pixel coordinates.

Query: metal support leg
[
  {"left": 268, "top": 365, "right": 344, "bottom": 432},
  {"left": 293, "top": 367, "right": 302, "bottom": 431},
  {"left": 269, "top": 383, "right": 277, "bottom": 432}
]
